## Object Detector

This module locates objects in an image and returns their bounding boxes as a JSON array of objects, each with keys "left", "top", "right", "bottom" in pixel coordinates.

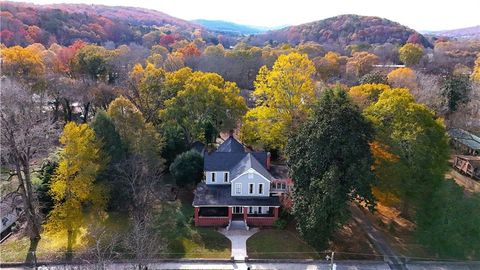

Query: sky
[{"left": 11, "top": 0, "right": 480, "bottom": 31}]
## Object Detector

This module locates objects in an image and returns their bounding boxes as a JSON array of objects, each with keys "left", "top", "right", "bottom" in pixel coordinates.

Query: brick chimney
[{"left": 266, "top": 152, "right": 271, "bottom": 170}]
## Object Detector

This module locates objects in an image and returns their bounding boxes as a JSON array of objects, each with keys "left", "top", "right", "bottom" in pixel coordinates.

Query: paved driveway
[{"left": 219, "top": 227, "right": 259, "bottom": 261}]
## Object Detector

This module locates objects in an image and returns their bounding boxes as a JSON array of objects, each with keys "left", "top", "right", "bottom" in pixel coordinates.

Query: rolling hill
[
  {"left": 0, "top": 1, "right": 204, "bottom": 46},
  {"left": 425, "top": 25, "right": 480, "bottom": 39},
  {"left": 247, "top": 14, "right": 431, "bottom": 48},
  {"left": 192, "top": 19, "right": 286, "bottom": 35}
]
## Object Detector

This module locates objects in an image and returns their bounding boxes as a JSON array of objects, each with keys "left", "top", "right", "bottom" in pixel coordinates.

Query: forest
[{"left": 1, "top": 1, "right": 480, "bottom": 268}]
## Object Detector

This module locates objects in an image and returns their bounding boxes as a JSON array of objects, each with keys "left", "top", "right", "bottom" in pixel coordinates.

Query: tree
[
  {"left": 0, "top": 78, "right": 56, "bottom": 265},
  {"left": 128, "top": 63, "right": 167, "bottom": 124},
  {"left": 91, "top": 110, "right": 126, "bottom": 164},
  {"left": 441, "top": 74, "right": 472, "bottom": 114},
  {"left": 313, "top": 51, "right": 343, "bottom": 81},
  {"left": 161, "top": 71, "right": 247, "bottom": 144},
  {"left": 37, "top": 158, "right": 58, "bottom": 216},
  {"left": 349, "top": 83, "right": 391, "bottom": 110},
  {"left": 399, "top": 43, "right": 424, "bottom": 66},
  {"left": 45, "top": 122, "right": 107, "bottom": 260},
  {"left": 387, "top": 67, "right": 418, "bottom": 90},
  {"left": 359, "top": 72, "right": 388, "bottom": 85},
  {"left": 0, "top": 45, "right": 45, "bottom": 82},
  {"left": 169, "top": 150, "right": 203, "bottom": 187},
  {"left": 241, "top": 52, "right": 316, "bottom": 150},
  {"left": 364, "top": 88, "right": 449, "bottom": 216},
  {"left": 107, "top": 96, "right": 164, "bottom": 167},
  {"left": 285, "top": 88, "right": 375, "bottom": 249},
  {"left": 472, "top": 54, "right": 480, "bottom": 82},
  {"left": 346, "top": 51, "right": 379, "bottom": 78}
]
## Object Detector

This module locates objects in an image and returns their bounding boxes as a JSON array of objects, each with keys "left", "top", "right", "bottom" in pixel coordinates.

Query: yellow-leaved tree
[
  {"left": 472, "top": 53, "right": 480, "bottom": 82},
  {"left": 241, "top": 52, "right": 316, "bottom": 150},
  {"left": 44, "top": 122, "right": 107, "bottom": 260},
  {"left": 387, "top": 67, "right": 418, "bottom": 90}
]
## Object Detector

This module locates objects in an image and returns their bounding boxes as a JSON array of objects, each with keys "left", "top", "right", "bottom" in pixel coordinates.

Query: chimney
[
  {"left": 229, "top": 129, "right": 234, "bottom": 138},
  {"left": 266, "top": 152, "right": 271, "bottom": 170}
]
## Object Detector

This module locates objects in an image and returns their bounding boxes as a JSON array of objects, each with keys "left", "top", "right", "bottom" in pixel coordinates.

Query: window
[
  {"left": 233, "top": 207, "right": 243, "bottom": 214},
  {"left": 249, "top": 207, "right": 253, "bottom": 214},
  {"left": 258, "top": 207, "right": 263, "bottom": 214},
  {"left": 249, "top": 183, "right": 254, "bottom": 194},
  {"left": 224, "top": 172, "right": 228, "bottom": 183},
  {"left": 258, "top": 183, "right": 263, "bottom": 194},
  {"left": 281, "top": 183, "right": 286, "bottom": 189},
  {"left": 211, "top": 172, "right": 215, "bottom": 183},
  {"left": 235, "top": 183, "right": 242, "bottom": 195}
]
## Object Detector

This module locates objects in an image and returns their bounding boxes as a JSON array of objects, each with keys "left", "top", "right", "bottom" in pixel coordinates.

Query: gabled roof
[
  {"left": 193, "top": 183, "right": 280, "bottom": 207},
  {"left": 216, "top": 136, "right": 245, "bottom": 153},
  {"left": 448, "top": 128, "right": 480, "bottom": 150},
  {"left": 230, "top": 153, "right": 272, "bottom": 181}
]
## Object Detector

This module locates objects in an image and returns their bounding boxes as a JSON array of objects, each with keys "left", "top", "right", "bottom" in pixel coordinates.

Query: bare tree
[
  {"left": 0, "top": 78, "right": 58, "bottom": 265},
  {"left": 82, "top": 224, "right": 121, "bottom": 270}
]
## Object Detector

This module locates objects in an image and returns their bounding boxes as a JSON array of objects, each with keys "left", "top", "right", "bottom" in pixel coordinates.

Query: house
[
  {"left": 453, "top": 155, "right": 480, "bottom": 180},
  {"left": 448, "top": 128, "right": 480, "bottom": 156},
  {"left": 192, "top": 135, "right": 290, "bottom": 228},
  {"left": 1, "top": 193, "right": 23, "bottom": 242}
]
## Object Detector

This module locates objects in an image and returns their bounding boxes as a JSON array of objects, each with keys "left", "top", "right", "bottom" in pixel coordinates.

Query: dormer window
[
  {"left": 211, "top": 172, "right": 215, "bottom": 183},
  {"left": 224, "top": 172, "right": 228, "bottom": 183}
]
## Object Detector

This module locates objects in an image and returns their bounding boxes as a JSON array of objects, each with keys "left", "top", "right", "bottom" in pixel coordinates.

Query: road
[{"left": 350, "top": 205, "right": 407, "bottom": 270}]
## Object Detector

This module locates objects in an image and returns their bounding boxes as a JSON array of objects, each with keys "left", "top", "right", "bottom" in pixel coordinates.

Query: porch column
[
  {"left": 228, "top": 207, "right": 232, "bottom": 220},
  {"left": 243, "top": 206, "right": 248, "bottom": 220},
  {"left": 273, "top": 207, "right": 279, "bottom": 218},
  {"left": 194, "top": 207, "right": 200, "bottom": 225}
]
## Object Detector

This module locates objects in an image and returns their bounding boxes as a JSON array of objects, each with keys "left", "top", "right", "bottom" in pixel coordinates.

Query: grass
[
  {"left": 167, "top": 227, "right": 230, "bottom": 259},
  {"left": 247, "top": 229, "right": 321, "bottom": 259}
]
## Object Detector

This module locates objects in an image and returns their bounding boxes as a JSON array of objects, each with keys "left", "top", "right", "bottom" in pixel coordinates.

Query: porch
[{"left": 194, "top": 206, "right": 279, "bottom": 227}]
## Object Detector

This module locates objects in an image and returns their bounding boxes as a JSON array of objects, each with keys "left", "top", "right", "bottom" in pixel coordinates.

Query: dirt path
[
  {"left": 446, "top": 169, "right": 480, "bottom": 193},
  {"left": 350, "top": 205, "right": 407, "bottom": 270}
]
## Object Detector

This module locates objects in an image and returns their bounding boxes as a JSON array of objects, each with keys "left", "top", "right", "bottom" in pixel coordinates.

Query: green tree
[
  {"left": 364, "top": 88, "right": 449, "bottom": 216},
  {"left": 107, "top": 96, "right": 164, "bottom": 167},
  {"left": 91, "top": 110, "right": 126, "bottom": 164},
  {"left": 241, "top": 52, "right": 316, "bottom": 151},
  {"left": 285, "top": 88, "right": 375, "bottom": 249},
  {"left": 45, "top": 122, "right": 107, "bottom": 260},
  {"left": 169, "top": 150, "right": 203, "bottom": 187},
  {"left": 37, "top": 158, "right": 58, "bottom": 216},
  {"left": 161, "top": 71, "right": 247, "bottom": 144},
  {"left": 441, "top": 74, "right": 472, "bottom": 114},
  {"left": 399, "top": 43, "right": 424, "bottom": 66}
]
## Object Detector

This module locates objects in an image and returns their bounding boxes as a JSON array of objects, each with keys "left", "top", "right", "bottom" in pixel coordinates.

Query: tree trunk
[
  {"left": 25, "top": 236, "right": 40, "bottom": 267},
  {"left": 82, "top": 102, "right": 90, "bottom": 123},
  {"left": 66, "top": 229, "right": 73, "bottom": 261}
]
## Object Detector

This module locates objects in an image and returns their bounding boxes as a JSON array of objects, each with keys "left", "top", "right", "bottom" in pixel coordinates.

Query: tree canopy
[{"left": 285, "top": 88, "right": 375, "bottom": 249}]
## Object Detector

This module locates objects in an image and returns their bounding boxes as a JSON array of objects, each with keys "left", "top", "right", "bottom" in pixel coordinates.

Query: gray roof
[
  {"left": 193, "top": 183, "right": 280, "bottom": 207},
  {"left": 230, "top": 153, "right": 272, "bottom": 180},
  {"left": 217, "top": 136, "right": 245, "bottom": 153},
  {"left": 448, "top": 128, "right": 480, "bottom": 150}
]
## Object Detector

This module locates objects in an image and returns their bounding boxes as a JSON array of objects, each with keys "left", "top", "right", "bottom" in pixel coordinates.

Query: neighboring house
[
  {"left": 448, "top": 128, "right": 480, "bottom": 156},
  {"left": 0, "top": 193, "right": 23, "bottom": 241},
  {"left": 192, "top": 135, "right": 291, "bottom": 228},
  {"left": 453, "top": 155, "right": 480, "bottom": 180}
]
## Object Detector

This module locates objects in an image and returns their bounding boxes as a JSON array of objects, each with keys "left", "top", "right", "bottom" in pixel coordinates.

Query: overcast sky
[{"left": 12, "top": 0, "right": 480, "bottom": 31}]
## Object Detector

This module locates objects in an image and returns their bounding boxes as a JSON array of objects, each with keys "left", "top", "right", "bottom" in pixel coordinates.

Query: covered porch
[{"left": 194, "top": 206, "right": 279, "bottom": 227}]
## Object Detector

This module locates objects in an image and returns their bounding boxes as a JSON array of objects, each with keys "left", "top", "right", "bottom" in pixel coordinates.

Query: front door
[{"left": 232, "top": 206, "right": 244, "bottom": 220}]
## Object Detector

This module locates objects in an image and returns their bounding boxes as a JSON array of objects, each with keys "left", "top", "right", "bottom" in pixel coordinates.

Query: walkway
[
  {"left": 350, "top": 205, "right": 407, "bottom": 270},
  {"left": 218, "top": 221, "right": 259, "bottom": 261}
]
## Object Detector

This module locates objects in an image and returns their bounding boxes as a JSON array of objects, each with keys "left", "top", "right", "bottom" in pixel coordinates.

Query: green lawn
[
  {"left": 167, "top": 227, "right": 230, "bottom": 259},
  {"left": 247, "top": 229, "right": 321, "bottom": 259}
]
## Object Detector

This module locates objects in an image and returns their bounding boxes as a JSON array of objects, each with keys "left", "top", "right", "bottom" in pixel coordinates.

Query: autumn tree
[
  {"left": 349, "top": 83, "right": 391, "bottom": 110},
  {"left": 472, "top": 54, "right": 480, "bottom": 82},
  {"left": 387, "top": 67, "right": 418, "bottom": 90},
  {"left": 359, "top": 72, "right": 388, "bottom": 85},
  {"left": 364, "top": 88, "right": 449, "bottom": 216},
  {"left": 313, "top": 51, "right": 344, "bottom": 81},
  {"left": 0, "top": 45, "right": 45, "bottom": 88},
  {"left": 241, "top": 52, "right": 316, "bottom": 150},
  {"left": 0, "top": 79, "right": 56, "bottom": 265},
  {"left": 161, "top": 71, "right": 247, "bottom": 144},
  {"left": 399, "top": 43, "right": 424, "bottom": 66},
  {"left": 346, "top": 51, "right": 379, "bottom": 78},
  {"left": 45, "top": 122, "right": 107, "bottom": 261},
  {"left": 107, "top": 96, "right": 164, "bottom": 167},
  {"left": 286, "top": 88, "right": 375, "bottom": 249}
]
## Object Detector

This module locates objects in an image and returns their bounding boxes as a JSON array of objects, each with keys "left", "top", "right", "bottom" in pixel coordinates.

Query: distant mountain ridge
[
  {"left": 423, "top": 25, "right": 480, "bottom": 39},
  {"left": 192, "top": 19, "right": 286, "bottom": 35},
  {"left": 247, "top": 14, "right": 431, "bottom": 48}
]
